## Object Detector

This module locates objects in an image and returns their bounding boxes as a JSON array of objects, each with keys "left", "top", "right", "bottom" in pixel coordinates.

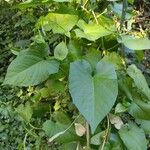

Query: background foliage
[{"left": 0, "top": 0, "right": 150, "bottom": 150}]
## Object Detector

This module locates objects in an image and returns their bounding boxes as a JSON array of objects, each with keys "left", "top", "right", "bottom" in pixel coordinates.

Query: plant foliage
[{"left": 1, "top": 0, "right": 150, "bottom": 149}]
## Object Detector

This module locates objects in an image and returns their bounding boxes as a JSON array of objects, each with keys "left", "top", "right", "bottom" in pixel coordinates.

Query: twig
[
  {"left": 120, "top": 0, "right": 128, "bottom": 31},
  {"left": 99, "top": 116, "right": 110, "bottom": 150},
  {"left": 86, "top": 122, "right": 90, "bottom": 149},
  {"left": 92, "top": 11, "right": 99, "bottom": 24},
  {"left": 23, "top": 133, "right": 28, "bottom": 150},
  {"left": 120, "top": 0, "right": 128, "bottom": 57}
]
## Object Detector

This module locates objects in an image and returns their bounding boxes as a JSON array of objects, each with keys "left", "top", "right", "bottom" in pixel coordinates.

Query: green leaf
[
  {"left": 45, "top": 79, "right": 65, "bottom": 95},
  {"left": 127, "top": 64, "right": 150, "bottom": 100},
  {"left": 39, "top": 87, "right": 51, "bottom": 98},
  {"left": 115, "top": 103, "right": 128, "bottom": 114},
  {"left": 136, "top": 119, "right": 150, "bottom": 134},
  {"left": 42, "top": 120, "right": 78, "bottom": 143},
  {"left": 58, "top": 142, "right": 77, "bottom": 150},
  {"left": 68, "top": 40, "right": 82, "bottom": 60},
  {"left": 12, "top": 0, "right": 53, "bottom": 9},
  {"left": 3, "top": 50, "right": 59, "bottom": 86},
  {"left": 74, "top": 20, "right": 112, "bottom": 41},
  {"left": 53, "top": 0, "right": 73, "bottom": 2},
  {"left": 91, "top": 131, "right": 105, "bottom": 145},
  {"left": 54, "top": 42, "right": 68, "bottom": 60},
  {"left": 109, "top": 133, "right": 124, "bottom": 150},
  {"left": 69, "top": 60, "right": 118, "bottom": 133},
  {"left": 121, "top": 35, "right": 150, "bottom": 50},
  {"left": 84, "top": 48, "right": 101, "bottom": 70},
  {"left": 16, "top": 102, "right": 33, "bottom": 123},
  {"left": 37, "top": 13, "right": 78, "bottom": 37},
  {"left": 102, "top": 52, "right": 124, "bottom": 70},
  {"left": 119, "top": 122, "right": 147, "bottom": 150},
  {"left": 29, "top": 42, "right": 50, "bottom": 58},
  {"left": 129, "top": 102, "right": 150, "bottom": 120}
]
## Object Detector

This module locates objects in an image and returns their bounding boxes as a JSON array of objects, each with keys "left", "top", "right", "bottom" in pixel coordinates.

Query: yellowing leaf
[
  {"left": 75, "top": 123, "right": 86, "bottom": 136},
  {"left": 109, "top": 114, "right": 123, "bottom": 129}
]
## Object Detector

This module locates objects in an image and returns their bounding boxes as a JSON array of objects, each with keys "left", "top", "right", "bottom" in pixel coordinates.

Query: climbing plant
[{"left": 2, "top": 0, "right": 150, "bottom": 149}]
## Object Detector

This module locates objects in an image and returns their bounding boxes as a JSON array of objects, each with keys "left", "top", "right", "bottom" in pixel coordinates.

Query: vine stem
[
  {"left": 86, "top": 122, "right": 90, "bottom": 149},
  {"left": 92, "top": 10, "right": 99, "bottom": 24},
  {"left": 23, "top": 133, "right": 28, "bottom": 150},
  {"left": 120, "top": 0, "right": 128, "bottom": 30},
  {"left": 120, "top": 0, "right": 128, "bottom": 57},
  {"left": 99, "top": 115, "right": 110, "bottom": 150}
]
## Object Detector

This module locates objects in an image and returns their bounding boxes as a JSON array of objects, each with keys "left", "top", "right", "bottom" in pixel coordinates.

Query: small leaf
[
  {"left": 84, "top": 48, "right": 101, "bottom": 70},
  {"left": 121, "top": 35, "right": 150, "bottom": 50},
  {"left": 115, "top": 103, "right": 128, "bottom": 113},
  {"left": 75, "top": 123, "right": 86, "bottom": 136},
  {"left": 39, "top": 87, "right": 50, "bottom": 98},
  {"left": 16, "top": 102, "right": 33, "bottom": 123},
  {"left": 91, "top": 131, "right": 105, "bottom": 145},
  {"left": 102, "top": 52, "right": 124, "bottom": 70},
  {"left": 109, "top": 114, "right": 123, "bottom": 129},
  {"left": 119, "top": 122, "right": 147, "bottom": 150},
  {"left": 54, "top": 42, "right": 68, "bottom": 60}
]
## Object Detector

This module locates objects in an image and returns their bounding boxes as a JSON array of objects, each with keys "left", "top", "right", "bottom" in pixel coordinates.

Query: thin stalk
[
  {"left": 86, "top": 122, "right": 90, "bottom": 149},
  {"left": 92, "top": 10, "right": 99, "bottom": 24},
  {"left": 120, "top": 0, "right": 128, "bottom": 57},
  {"left": 23, "top": 133, "right": 28, "bottom": 150},
  {"left": 99, "top": 116, "right": 110, "bottom": 150},
  {"left": 120, "top": 0, "right": 128, "bottom": 31}
]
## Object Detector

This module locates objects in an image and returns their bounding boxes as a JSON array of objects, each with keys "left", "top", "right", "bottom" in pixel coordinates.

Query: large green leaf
[
  {"left": 69, "top": 60, "right": 118, "bottom": 133},
  {"left": 119, "top": 122, "right": 147, "bottom": 150},
  {"left": 121, "top": 35, "right": 150, "bottom": 50},
  {"left": 3, "top": 51, "right": 59, "bottom": 86},
  {"left": 127, "top": 64, "right": 150, "bottom": 100},
  {"left": 74, "top": 20, "right": 112, "bottom": 41},
  {"left": 37, "top": 13, "right": 78, "bottom": 37}
]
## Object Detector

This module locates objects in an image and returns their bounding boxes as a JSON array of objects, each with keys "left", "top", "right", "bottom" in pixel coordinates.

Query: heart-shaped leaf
[
  {"left": 69, "top": 60, "right": 118, "bottom": 133},
  {"left": 3, "top": 50, "right": 59, "bottom": 86}
]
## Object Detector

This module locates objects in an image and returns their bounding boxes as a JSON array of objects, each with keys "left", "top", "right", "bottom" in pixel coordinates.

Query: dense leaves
[{"left": 1, "top": 0, "right": 150, "bottom": 149}]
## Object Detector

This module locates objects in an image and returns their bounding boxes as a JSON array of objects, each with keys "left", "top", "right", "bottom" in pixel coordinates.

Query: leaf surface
[
  {"left": 127, "top": 64, "right": 150, "bottom": 100},
  {"left": 74, "top": 20, "right": 112, "bottom": 41},
  {"left": 54, "top": 42, "right": 68, "bottom": 60},
  {"left": 119, "top": 122, "right": 147, "bottom": 150},
  {"left": 121, "top": 35, "right": 150, "bottom": 50},
  {"left": 3, "top": 51, "right": 59, "bottom": 86},
  {"left": 69, "top": 60, "right": 118, "bottom": 132}
]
